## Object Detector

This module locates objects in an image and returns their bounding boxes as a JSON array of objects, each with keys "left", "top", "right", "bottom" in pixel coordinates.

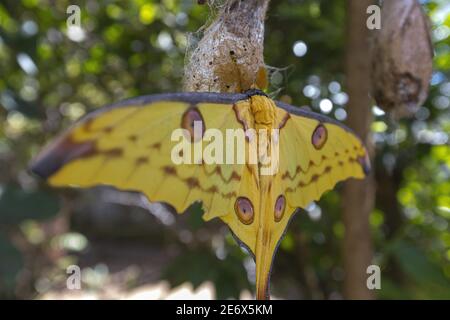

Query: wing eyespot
[
  {"left": 235, "top": 197, "right": 254, "bottom": 225},
  {"left": 312, "top": 124, "right": 328, "bottom": 150},
  {"left": 274, "top": 195, "right": 286, "bottom": 222},
  {"left": 181, "top": 107, "right": 205, "bottom": 142}
]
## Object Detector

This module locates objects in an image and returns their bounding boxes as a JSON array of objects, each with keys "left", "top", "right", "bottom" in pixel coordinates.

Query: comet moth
[{"left": 30, "top": 90, "right": 370, "bottom": 299}]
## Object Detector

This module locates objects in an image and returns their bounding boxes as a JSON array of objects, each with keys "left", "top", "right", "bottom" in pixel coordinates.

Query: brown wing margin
[{"left": 275, "top": 100, "right": 356, "bottom": 134}]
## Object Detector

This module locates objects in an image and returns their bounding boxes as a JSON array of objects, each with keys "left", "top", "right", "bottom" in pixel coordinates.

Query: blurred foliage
[
  {"left": 0, "top": 185, "right": 59, "bottom": 225},
  {"left": 0, "top": 0, "right": 449, "bottom": 299},
  {"left": 162, "top": 245, "right": 251, "bottom": 299}
]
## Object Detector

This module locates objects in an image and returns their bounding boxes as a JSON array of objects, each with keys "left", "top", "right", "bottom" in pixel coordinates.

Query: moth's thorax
[{"left": 249, "top": 95, "right": 277, "bottom": 130}]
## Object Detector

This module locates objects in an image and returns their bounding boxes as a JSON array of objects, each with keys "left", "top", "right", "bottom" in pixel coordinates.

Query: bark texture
[
  {"left": 183, "top": 0, "right": 269, "bottom": 93},
  {"left": 343, "top": 0, "right": 376, "bottom": 300}
]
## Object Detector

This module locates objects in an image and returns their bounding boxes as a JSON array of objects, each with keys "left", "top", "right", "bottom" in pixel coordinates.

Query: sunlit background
[{"left": 0, "top": 0, "right": 449, "bottom": 299}]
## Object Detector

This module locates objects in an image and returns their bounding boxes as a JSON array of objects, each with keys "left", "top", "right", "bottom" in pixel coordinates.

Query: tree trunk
[{"left": 342, "top": 0, "right": 376, "bottom": 300}]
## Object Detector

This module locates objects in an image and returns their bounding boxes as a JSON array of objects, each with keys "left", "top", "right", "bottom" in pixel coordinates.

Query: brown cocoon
[{"left": 371, "top": 0, "right": 433, "bottom": 119}]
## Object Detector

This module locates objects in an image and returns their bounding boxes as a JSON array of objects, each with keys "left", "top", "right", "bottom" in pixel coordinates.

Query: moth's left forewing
[
  {"left": 30, "top": 94, "right": 254, "bottom": 223},
  {"left": 274, "top": 102, "right": 370, "bottom": 210}
]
